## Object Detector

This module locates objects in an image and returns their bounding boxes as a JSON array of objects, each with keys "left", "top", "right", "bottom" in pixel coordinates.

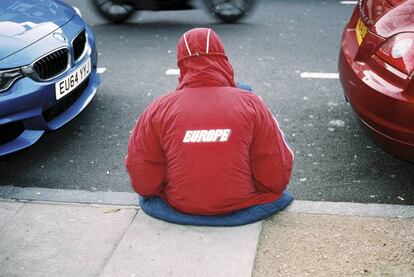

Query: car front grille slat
[
  {"left": 52, "top": 53, "right": 58, "bottom": 76},
  {"left": 45, "top": 56, "right": 51, "bottom": 78},
  {"left": 49, "top": 54, "right": 55, "bottom": 76},
  {"left": 73, "top": 30, "right": 86, "bottom": 61},
  {"left": 33, "top": 48, "right": 68, "bottom": 80}
]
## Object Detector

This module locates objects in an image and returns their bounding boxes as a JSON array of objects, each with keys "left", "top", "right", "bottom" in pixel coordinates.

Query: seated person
[{"left": 126, "top": 28, "right": 294, "bottom": 226}]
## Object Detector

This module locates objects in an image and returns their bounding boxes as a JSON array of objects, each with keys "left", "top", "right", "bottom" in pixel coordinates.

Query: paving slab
[
  {"left": 0, "top": 201, "right": 24, "bottom": 233},
  {"left": 253, "top": 212, "right": 414, "bottom": 277},
  {"left": 101, "top": 211, "right": 262, "bottom": 277},
  {"left": 0, "top": 202, "right": 137, "bottom": 277}
]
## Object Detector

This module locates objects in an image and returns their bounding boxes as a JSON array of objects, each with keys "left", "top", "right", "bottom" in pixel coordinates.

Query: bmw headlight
[{"left": 0, "top": 68, "right": 23, "bottom": 92}]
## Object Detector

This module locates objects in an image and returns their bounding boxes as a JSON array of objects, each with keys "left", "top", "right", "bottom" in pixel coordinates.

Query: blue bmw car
[{"left": 0, "top": 0, "right": 100, "bottom": 156}]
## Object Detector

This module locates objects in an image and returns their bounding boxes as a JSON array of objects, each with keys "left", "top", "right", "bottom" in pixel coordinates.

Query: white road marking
[
  {"left": 165, "top": 68, "right": 180, "bottom": 75},
  {"left": 300, "top": 72, "right": 339, "bottom": 79},
  {"left": 340, "top": 1, "right": 357, "bottom": 4},
  {"left": 97, "top": 67, "right": 107, "bottom": 74}
]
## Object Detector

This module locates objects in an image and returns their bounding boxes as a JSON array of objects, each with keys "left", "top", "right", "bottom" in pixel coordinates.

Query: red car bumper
[{"left": 339, "top": 26, "right": 414, "bottom": 162}]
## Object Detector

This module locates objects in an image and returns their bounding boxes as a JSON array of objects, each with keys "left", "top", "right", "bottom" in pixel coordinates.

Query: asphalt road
[{"left": 0, "top": 0, "right": 413, "bottom": 205}]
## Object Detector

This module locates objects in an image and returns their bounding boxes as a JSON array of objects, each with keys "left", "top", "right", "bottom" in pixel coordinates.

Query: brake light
[{"left": 376, "top": 33, "right": 414, "bottom": 75}]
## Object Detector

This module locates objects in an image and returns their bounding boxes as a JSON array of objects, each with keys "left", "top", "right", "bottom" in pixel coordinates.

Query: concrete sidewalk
[{"left": 0, "top": 187, "right": 413, "bottom": 277}]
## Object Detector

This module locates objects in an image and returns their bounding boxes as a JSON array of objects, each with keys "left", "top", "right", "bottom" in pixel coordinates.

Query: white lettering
[
  {"left": 183, "top": 130, "right": 192, "bottom": 143},
  {"left": 182, "top": 129, "right": 231, "bottom": 143},
  {"left": 212, "top": 129, "right": 223, "bottom": 142},
  {"left": 198, "top": 130, "right": 208, "bottom": 142},
  {"left": 190, "top": 130, "right": 200, "bottom": 142},
  {"left": 206, "top": 130, "right": 215, "bottom": 142},
  {"left": 220, "top": 129, "right": 231, "bottom": 142}
]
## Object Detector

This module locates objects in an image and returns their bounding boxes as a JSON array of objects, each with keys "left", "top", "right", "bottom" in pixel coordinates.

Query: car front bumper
[{"left": 0, "top": 23, "right": 100, "bottom": 157}]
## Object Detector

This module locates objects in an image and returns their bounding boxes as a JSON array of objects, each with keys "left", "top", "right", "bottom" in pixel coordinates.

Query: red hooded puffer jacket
[{"left": 126, "top": 28, "right": 293, "bottom": 215}]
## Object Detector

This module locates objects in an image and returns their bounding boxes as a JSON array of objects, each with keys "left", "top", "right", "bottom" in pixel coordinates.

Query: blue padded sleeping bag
[{"left": 139, "top": 191, "right": 293, "bottom": 226}]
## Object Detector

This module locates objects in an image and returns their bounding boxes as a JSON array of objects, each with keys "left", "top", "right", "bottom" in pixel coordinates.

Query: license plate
[
  {"left": 356, "top": 17, "right": 368, "bottom": 45},
  {"left": 55, "top": 58, "right": 91, "bottom": 100}
]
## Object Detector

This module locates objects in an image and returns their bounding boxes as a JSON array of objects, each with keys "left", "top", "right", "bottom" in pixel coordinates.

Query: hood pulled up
[{"left": 176, "top": 28, "right": 236, "bottom": 90}]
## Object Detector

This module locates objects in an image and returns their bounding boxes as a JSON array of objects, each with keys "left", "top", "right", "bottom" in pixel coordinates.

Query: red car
[{"left": 339, "top": 0, "right": 414, "bottom": 162}]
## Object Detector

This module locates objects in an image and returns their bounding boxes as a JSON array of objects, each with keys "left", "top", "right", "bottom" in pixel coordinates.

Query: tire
[
  {"left": 92, "top": 0, "right": 136, "bottom": 23},
  {"left": 204, "top": 0, "right": 256, "bottom": 23}
]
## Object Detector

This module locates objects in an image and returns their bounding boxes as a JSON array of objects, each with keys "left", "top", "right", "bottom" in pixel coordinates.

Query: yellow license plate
[{"left": 356, "top": 18, "right": 368, "bottom": 45}]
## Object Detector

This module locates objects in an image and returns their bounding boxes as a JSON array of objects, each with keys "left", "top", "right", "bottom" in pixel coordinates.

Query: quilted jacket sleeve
[
  {"left": 249, "top": 97, "right": 293, "bottom": 194},
  {"left": 126, "top": 103, "right": 166, "bottom": 197}
]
